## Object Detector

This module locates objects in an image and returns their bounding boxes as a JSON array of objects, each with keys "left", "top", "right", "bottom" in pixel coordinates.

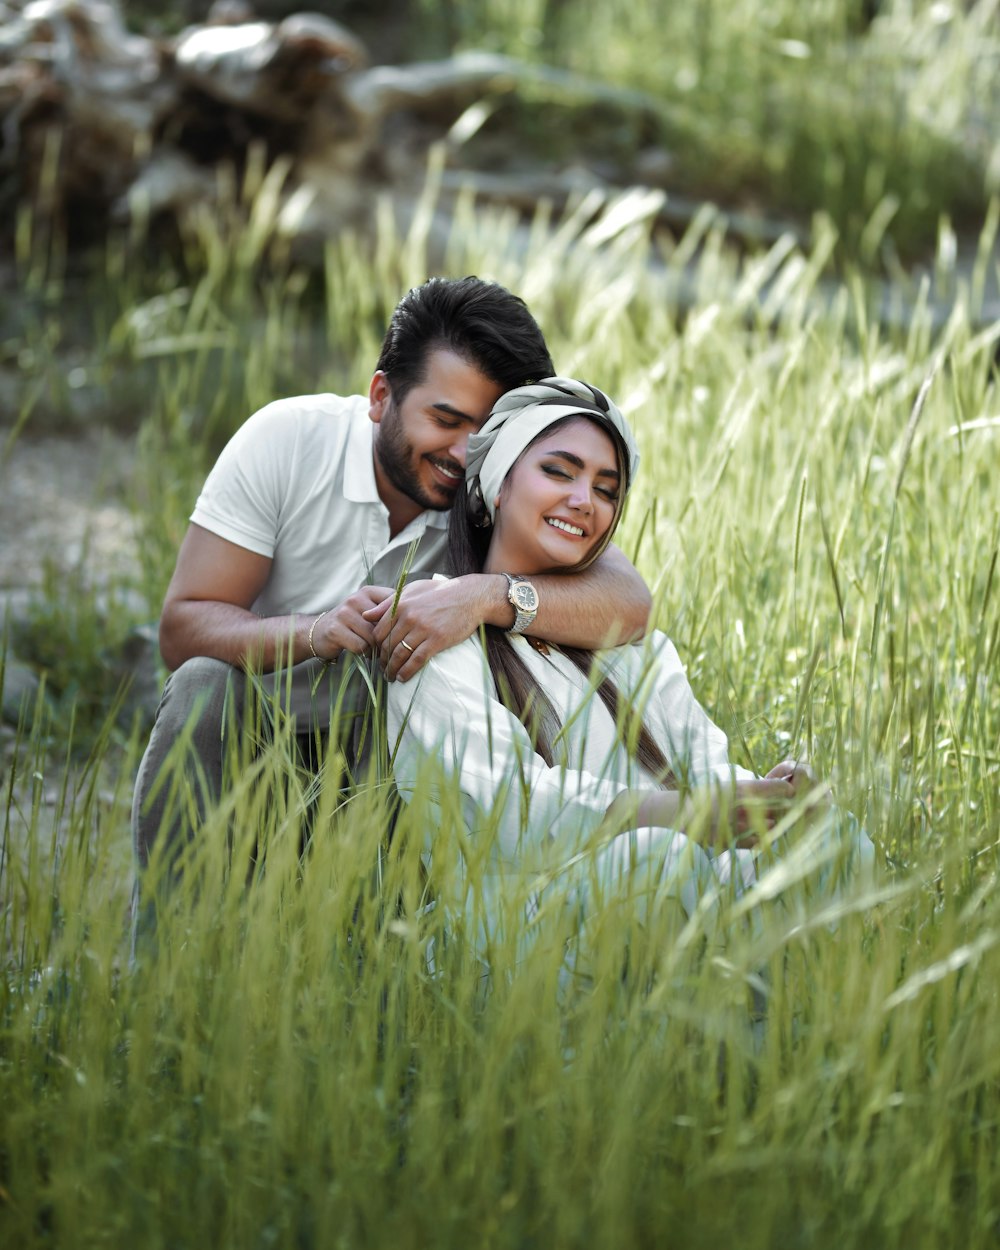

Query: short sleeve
[{"left": 191, "top": 401, "right": 301, "bottom": 556}]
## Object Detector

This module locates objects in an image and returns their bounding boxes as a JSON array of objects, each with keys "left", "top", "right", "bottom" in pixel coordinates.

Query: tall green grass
[{"left": 1, "top": 176, "right": 999, "bottom": 1247}]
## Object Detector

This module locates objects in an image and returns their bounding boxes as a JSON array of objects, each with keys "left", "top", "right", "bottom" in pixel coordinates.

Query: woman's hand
[
  {"left": 696, "top": 778, "right": 801, "bottom": 848},
  {"left": 764, "top": 758, "right": 833, "bottom": 815},
  {"left": 608, "top": 762, "right": 833, "bottom": 848},
  {"left": 616, "top": 779, "right": 792, "bottom": 848}
]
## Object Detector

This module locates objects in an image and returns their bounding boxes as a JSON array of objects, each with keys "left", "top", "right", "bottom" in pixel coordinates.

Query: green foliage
[
  {"left": 422, "top": 0, "right": 997, "bottom": 260},
  {"left": 2, "top": 159, "right": 1000, "bottom": 1247},
  {"left": 4, "top": 554, "right": 158, "bottom": 749},
  {"left": 100, "top": 0, "right": 1000, "bottom": 263}
]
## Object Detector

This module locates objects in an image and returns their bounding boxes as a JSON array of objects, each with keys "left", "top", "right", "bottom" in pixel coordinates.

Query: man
[{"left": 132, "top": 276, "right": 651, "bottom": 882}]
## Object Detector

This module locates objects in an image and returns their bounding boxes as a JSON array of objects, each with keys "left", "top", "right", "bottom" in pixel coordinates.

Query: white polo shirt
[{"left": 191, "top": 391, "right": 450, "bottom": 723}]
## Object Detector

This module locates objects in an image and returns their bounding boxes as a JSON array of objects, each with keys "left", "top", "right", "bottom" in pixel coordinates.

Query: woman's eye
[{"left": 542, "top": 464, "right": 571, "bottom": 479}]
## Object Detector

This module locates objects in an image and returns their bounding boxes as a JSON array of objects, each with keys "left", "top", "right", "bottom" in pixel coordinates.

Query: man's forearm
[
  {"left": 159, "top": 601, "right": 312, "bottom": 673},
  {"left": 478, "top": 546, "right": 651, "bottom": 647}
]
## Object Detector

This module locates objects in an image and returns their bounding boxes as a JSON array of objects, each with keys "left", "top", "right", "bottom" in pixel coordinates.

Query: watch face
[{"left": 514, "top": 583, "right": 538, "bottom": 611}]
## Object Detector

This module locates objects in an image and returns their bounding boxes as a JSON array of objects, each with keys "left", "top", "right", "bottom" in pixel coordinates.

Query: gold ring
[{"left": 400, "top": 639, "right": 415, "bottom": 653}]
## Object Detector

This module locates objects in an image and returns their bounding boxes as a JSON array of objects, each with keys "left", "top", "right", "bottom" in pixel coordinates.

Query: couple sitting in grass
[{"left": 132, "top": 275, "right": 872, "bottom": 962}]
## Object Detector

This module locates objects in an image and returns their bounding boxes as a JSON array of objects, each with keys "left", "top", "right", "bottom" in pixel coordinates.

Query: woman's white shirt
[{"left": 387, "top": 628, "right": 754, "bottom": 866}]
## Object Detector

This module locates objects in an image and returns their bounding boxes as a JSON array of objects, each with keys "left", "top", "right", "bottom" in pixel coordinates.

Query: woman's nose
[{"left": 567, "top": 480, "right": 594, "bottom": 511}]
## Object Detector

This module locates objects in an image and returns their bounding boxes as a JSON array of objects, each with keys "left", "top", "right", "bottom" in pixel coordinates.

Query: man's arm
[
  {"left": 159, "top": 524, "right": 390, "bottom": 672},
  {"left": 368, "top": 543, "right": 651, "bottom": 681}
]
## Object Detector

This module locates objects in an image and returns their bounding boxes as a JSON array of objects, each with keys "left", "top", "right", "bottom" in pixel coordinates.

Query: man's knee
[
  {"left": 132, "top": 658, "right": 244, "bottom": 862},
  {"left": 158, "top": 656, "right": 243, "bottom": 727}
]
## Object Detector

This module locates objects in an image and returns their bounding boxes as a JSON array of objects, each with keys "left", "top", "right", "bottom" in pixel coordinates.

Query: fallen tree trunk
[{"left": 0, "top": 0, "right": 697, "bottom": 251}]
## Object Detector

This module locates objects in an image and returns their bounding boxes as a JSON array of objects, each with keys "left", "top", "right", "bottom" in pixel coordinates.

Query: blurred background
[
  {"left": 4, "top": 0, "right": 997, "bottom": 256},
  {"left": 2, "top": 0, "right": 997, "bottom": 415}
]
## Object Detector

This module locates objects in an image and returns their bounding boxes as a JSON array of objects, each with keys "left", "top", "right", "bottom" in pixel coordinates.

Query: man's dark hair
[{"left": 375, "top": 276, "right": 554, "bottom": 403}]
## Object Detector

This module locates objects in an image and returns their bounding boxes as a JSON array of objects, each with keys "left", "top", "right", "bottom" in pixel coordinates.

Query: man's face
[{"left": 370, "top": 349, "right": 505, "bottom": 513}]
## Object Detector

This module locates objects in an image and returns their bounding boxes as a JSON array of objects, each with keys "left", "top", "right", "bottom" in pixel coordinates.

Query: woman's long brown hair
[{"left": 449, "top": 417, "right": 675, "bottom": 784}]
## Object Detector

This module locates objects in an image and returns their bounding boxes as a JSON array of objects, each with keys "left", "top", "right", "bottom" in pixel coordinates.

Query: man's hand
[
  {"left": 365, "top": 576, "right": 495, "bottom": 681},
  {"left": 362, "top": 542, "right": 653, "bottom": 683},
  {"left": 158, "top": 524, "right": 398, "bottom": 673},
  {"left": 311, "top": 585, "right": 394, "bottom": 663}
]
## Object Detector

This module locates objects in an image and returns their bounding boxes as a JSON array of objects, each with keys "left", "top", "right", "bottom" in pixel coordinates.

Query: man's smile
[{"left": 427, "top": 455, "right": 463, "bottom": 482}]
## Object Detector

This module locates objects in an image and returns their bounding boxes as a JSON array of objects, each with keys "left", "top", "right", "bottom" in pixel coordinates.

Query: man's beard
[{"left": 376, "top": 402, "right": 459, "bottom": 512}]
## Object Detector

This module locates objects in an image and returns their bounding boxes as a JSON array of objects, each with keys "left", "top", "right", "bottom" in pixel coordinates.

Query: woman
[{"left": 386, "top": 379, "right": 873, "bottom": 958}]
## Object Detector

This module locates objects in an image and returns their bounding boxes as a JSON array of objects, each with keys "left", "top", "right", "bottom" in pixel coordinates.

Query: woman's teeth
[{"left": 546, "top": 518, "right": 584, "bottom": 536}]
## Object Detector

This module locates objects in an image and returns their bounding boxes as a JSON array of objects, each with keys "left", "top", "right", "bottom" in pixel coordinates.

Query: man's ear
[{"left": 369, "top": 371, "right": 391, "bottom": 424}]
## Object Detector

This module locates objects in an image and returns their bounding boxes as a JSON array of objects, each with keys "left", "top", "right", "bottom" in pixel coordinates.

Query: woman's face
[{"left": 489, "top": 418, "right": 622, "bottom": 575}]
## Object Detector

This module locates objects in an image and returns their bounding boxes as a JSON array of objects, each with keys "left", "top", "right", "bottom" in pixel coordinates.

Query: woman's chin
[
  {"left": 488, "top": 534, "right": 600, "bottom": 576},
  {"left": 545, "top": 534, "right": 599, "bottom": 565},
  {"left": 537, "top": 545, "right": 600, "bottom": 574}
]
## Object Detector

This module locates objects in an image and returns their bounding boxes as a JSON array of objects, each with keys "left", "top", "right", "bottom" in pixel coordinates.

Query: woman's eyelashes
[{"left": 540, "top": 463, "right": 618, "bottom": 502}]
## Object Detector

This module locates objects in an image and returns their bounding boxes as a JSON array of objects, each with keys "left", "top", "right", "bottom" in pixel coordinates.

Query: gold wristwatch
[{"left": 503, "top": 573, "right": 539, "bottom": 634}]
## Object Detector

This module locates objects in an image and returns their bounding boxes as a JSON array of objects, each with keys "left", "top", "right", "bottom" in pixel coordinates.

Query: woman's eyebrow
[{"left": 545, "top": 449, "right": 620, "bottom": 479}]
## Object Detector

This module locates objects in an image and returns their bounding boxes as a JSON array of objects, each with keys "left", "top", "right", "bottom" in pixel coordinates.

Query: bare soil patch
[{"left": 0, "top": 430, "right": 140, "bottom": 589}]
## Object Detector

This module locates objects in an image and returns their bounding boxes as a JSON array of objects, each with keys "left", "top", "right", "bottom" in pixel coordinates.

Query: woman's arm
[
  {"left": 388, "top": 631, "right": 813, "bottom": 862},
  {"left": 605, "top": 777, "right": 797, "bottom": 849},
  {"left": 388, "top": 639, "right": 794, "bottom": 860},
  {"left": 595, "top": 632, "right": 799, "bottom": 845}
]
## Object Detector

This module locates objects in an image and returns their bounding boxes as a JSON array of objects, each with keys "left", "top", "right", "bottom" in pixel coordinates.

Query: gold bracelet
[{"left": 308, "top": 609, "right": 329, "bottom": 663}]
